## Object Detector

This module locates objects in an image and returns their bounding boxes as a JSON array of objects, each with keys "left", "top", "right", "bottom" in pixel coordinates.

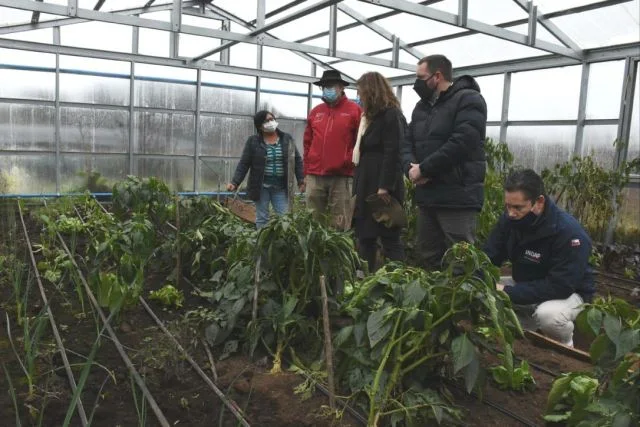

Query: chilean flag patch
[{"left": 571, "top": 239, "right": 581, "bottom": 247}]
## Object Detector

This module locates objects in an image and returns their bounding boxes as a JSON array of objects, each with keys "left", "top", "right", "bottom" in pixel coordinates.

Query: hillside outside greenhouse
[{"left": 0, "top": 1, "right": 639, "bottom": 426}]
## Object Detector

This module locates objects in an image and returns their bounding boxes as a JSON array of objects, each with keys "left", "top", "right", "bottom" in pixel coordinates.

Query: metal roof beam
[
  {"left": 337, "top": 3, "right": 426, "bottom": 59},
  {"left": 93, "top": 0, "right": 106, "bottom": 11},
  {"left": 512, "top": 0, "right": 582, "bottom": 52},
  {"left": 189, "top": 0, "right": 344, "bottom": 62},
  {"left": 357, "top": 0, "right": 582, "bottom": 59},
  {"left": 30, "top": 0, "right": 43, "bottom": 25}
]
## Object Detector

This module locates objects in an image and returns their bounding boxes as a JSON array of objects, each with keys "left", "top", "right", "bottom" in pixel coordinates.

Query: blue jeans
[{"left": 255, "top": 186, "right": 288, "bottom": 229}]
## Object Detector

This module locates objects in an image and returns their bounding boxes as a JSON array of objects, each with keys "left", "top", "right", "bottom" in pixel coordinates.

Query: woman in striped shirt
[{"left": 228, "top": 110, "right": 304, "bottom": 229}]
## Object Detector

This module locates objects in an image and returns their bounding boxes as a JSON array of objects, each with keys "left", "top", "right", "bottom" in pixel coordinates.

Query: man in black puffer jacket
[{"left": 401, "top": 54, "right": 487, "bottom": 270}]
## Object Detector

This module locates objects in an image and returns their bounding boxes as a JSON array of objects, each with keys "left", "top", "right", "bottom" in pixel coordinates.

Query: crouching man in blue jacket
[{"left": 483, "top": 169, "right": 595, "bottom": 347}]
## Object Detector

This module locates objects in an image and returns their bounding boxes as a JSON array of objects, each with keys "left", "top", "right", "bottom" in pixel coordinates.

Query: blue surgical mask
[{"left": 323, "top": 87, "right": 339, "bottom": 103}]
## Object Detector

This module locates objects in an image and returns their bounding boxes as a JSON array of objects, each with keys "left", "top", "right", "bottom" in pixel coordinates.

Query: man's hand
[
  {"left": 496, "top": 283, "right": 505, "bottom": 291},
  {"left": 408, "top": 163, "right": 422, "bottom": 182},
  {"left": 377, "top": 188, "right": 391, "bottom": 204},
  {"left": 226, "top": 183, "right": 237, "bottom": 192},
  {"left": 414, "top": 177, "right": 430, "bottom": 186}
]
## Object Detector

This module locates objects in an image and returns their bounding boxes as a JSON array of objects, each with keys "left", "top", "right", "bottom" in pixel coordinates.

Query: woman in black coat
[{"left": 352, "top": 72, "right": 406, "bottom": 272}]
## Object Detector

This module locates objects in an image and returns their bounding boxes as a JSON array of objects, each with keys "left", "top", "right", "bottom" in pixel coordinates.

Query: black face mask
[
  {"left": 509, "top": 211, "right": 538, "bottom": 230},
  {"left": 413, "top": 75, "right": 436, "bottom": 102}
]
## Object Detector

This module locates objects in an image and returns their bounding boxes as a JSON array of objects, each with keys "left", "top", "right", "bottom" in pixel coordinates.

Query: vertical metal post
[
  {"left": 391, "top": 35, "right": 400, "bottom": 69},
  {"left": 170, "top": 0, "right": 181, "bottom": 58},
  {"left": 255, "top": 0, "right": 265, "bottom": 112},
  {"left": 54, "top": 26, "right": 61, "bottom": 193},
  {"left": 307, "top": 63, "right": 316, "bottom": 117},
  {"left": 67, "top": 0, "right": 77, "bottom": 16},
  {"left": 129, "top": 26, "right": 138, "bottom": 176},
  {"left": 527, "top": 2, "right": 537, "bottom": 46},
  {"left": 605, "top": 58, "right": 638, "bottom": 244},
  {"left": 457, "top": 0, "right": 468, "bottom": 27},
  {"left": 499, "top": 72, "right": 511, "bottom": 144},
  {"left": 194, "top": 68, "right": 202, "bottom": 192},
  {"left": 395, "top": 85, "right": 403, "bottom": 103},
  {"left": 574, "top": 63, "right": 590, "bottom": 157},
  {"left": 329, "top": 4, "right": 338, "bottom": 57},
  {"left": 220, "top": 19, "right": 231, "bottom": 65}
]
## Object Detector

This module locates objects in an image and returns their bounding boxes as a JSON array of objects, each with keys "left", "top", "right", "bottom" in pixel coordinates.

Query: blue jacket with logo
[{"left": 483, "top": 198, "right": 595, "bottom": 305}]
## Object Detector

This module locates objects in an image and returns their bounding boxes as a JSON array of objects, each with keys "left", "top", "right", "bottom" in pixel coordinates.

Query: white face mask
[{"left": 263, "top": 120, "right": 278, "bottom": 133}]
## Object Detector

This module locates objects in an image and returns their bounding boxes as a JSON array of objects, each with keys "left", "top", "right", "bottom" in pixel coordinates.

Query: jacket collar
[{"left": 514, "top": 196, "right": 560, "bottom": 244}]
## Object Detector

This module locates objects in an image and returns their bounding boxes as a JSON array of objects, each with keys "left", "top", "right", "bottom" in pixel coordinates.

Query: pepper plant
[
  {"left": 335, "top": 242, "right": 524, "bottom": 426},
  {"left": 545, "top": 296, "right": 639, "bottom": 426}
]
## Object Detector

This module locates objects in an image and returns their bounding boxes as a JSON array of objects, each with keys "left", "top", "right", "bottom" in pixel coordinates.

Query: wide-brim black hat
[{"left": 314, "top": 69, "right": 350, "bottom": 87}]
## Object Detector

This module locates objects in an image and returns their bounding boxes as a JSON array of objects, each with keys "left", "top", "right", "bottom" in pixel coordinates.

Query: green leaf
[
  {"left": 544, "top": 413, "right": 572, "bottom": 422},
  {"left": 612, "top": 412, "right": 632, "bottom": 427},
  {"left": 463, "top": 355, "right": 480, "bottom": 393},
  {"left": 603, "top": 314, "right": 622, "bottom": 343},
  {"left": 546, "top": 375, "right": 573, "bottom": 411},
  {"left": 589, "top": 334, "right": 611, "bottom": 364},
  {"left": 367, "top": 308, "right": 392, "bottom": 348},
  {"left": 451, "top": 334, "right": 475, "bottom": 374},
  {"left": 615, "top": 329, "right": 639, "bottom": 360},
  {"left": 333, "top": 325, "right": 353, "bottom": 348},
  {"left": 354, "top": 322, "right": 366, "bottom": 347},
  {"left": 586, "top": 308, "right": 603, "bottom": 336},
  {"left": 402, "top": 281, "right": 426, "bottom": 307}
]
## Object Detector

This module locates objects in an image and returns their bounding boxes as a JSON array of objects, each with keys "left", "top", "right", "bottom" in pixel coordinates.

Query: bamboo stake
[
  {"left": 252, "top": 256, "right": 261, "bottom": 323},
  {"left": 140, "top": 297, "right": 251, "bottom": 427},
  {"left": 18, "top": 201, "right": 89, "bottom": 427},
  {"left": 201, "top": 339, "right": 219, "bottom": 382},
  {"left": 319, "top": 275, "right": 336, "bottom": 410}
]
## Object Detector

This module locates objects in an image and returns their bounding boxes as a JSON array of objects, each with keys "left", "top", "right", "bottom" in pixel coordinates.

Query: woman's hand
[
  {"left": 377, "top": 188, "right": 391, "bottom": 204},
  {"left": 226, "top": 183, "right": 237, "bottom": 192}
]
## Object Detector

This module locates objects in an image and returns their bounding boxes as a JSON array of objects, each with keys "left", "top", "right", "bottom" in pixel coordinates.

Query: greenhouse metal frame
[{"left": 0, "top": 0, "right": 638, "bottom": 201}]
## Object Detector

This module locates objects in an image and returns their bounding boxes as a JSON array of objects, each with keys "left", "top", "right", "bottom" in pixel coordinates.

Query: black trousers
[
  {"left": 416, "top": 207, "right": 478, "bottom": 270},
  {"left": 358, "top": 233, "right": 405, "bottom": 273}
]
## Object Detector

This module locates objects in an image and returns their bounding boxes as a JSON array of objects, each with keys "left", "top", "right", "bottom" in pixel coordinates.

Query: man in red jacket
[{"left": 304, "top": 70, "right": 362, "bottom": 230}]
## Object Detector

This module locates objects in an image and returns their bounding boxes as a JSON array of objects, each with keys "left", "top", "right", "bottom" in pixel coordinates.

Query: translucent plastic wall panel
[
  {"left": 60, "top": 108, "right": 129, "bottom": 153},
  {"left": 507, "top": 126, "right": 576, "bottom": 171},
  {"left": 342, "top": 0, "right": 393, "bottom": 17},
  {"left": 0, "top": 155, "right": 56, "bottom": 194},
  {"left": 259, "top": 94, "right": 308, "bottom": 119},
  {"left": 337, "top": 26, "right": 391, "bottom": 55},
  {"left": 135, "top": 81, "right": 196, "bottom": 111},
  {"left": 0, "top": 6, "right": 31, "bottom": 25},
  {"left": 199, "top": 158, "right": 228, "bottom": 192},
  {"left": 0, "top": 69, "right": 55, "bottom": 101},
  {"left": 139, "top": 10, "right": 170, "bottom": 22},
  {"left": 0, "top": 48, "right": 55, "bottom": 68},
  {"left": 261, "top": 47, "right": 313, "bottom": 76},
  {"left": 78, "top": 0, "right": 149, "bottom": 12},
  {"left": 375, "top": 15, "right": 463, "bottom": 44},
  {"left": 179, "top": 34, "right": 221, "bottom": 61},
  {"left": 486, "top": 126, "right": 501, "bottom": 142},
  {"left": 0, "top": 28, "right": 53, "bottom": 43},
  {"left": 269, "top": 8, "right": 330, "bottom": 41},
  {"left": 199, "top": 116, "right": 255, "bottom": 157},
  {"left": 400, "top": 84, "right": 420, "bottom": 121},
  {"left": 202, "top": 71, "right": 256, "bottom": 89},
  {"left": 550, "top": 1, "right": 640, "bottom": 49},
  {"left": 201, "top": 86, "right": 256, "bottom": 115},
  {"left": 210, "top": 0, "right": 254, "bottom": 22},
  {"left": 138, "top": 29, "right": 170, "bottom": 57},
  {"left": 581, "top": 125, "right": 618, "bottom": 169},
  {"left": 509, "top": 66, "right": 581, "bottom": 120},
  {"left": 510, "top": 23, "right": 565, "bottom": 45},
  {"left": 60, "top": 154, "right": 128, "bottom": 192},
  {"left": 228, "top": 43, "right": 258, "bottom": 69},
  {"left": 468, "top": 0, "right": 527, "bottom": 24},
  {"left": 134, "top": 112, "right": 195, "bottom": 156},
  {"left": 135, "top": 157, "right": 194, "bottom": 192},
  {"left": 60, "top": 74, "right": 130, "bottom": 106},
  {"left": 475, "top": 74, "right": 504, "bottom": 122},
  {"left": 629, "top": 69, "right": 639, "bottom": 162},
  {"left": 331, "top": 61, "right": 410, "bottom": 80},
  {"left": 60, "top": 56, "right": 130, "bottom": 75},
  {"left": 585, "top": 61, "right": 625, "bottom": 119},
  {"left": 535, "top": 0, "right": 605, "bottom": 14},
  {"left": 277, "top": 119, "right": 307, "bottom": 153},
  {"left": 0, "top": 104, "right": 55, "bottom": 151},
  {"left": 61, "top": 22, "right": 132, "bottom": 53},
  {"left": 136, "top": 64, "right": 196, "bottom": 81}
]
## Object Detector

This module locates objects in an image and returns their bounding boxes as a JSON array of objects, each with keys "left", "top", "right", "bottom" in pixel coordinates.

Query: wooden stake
[
  {"left": 287, "top": 137, "right": 295, "bottom": 212},
  {"left": 319, "top": 275, "right": 336, "bottom": 410},
  {"left": 201, "top": 339, "right": 219, "bottom": 382},
  {"left": 252, "top": 256, "right": 261, "bottom": 323}
]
